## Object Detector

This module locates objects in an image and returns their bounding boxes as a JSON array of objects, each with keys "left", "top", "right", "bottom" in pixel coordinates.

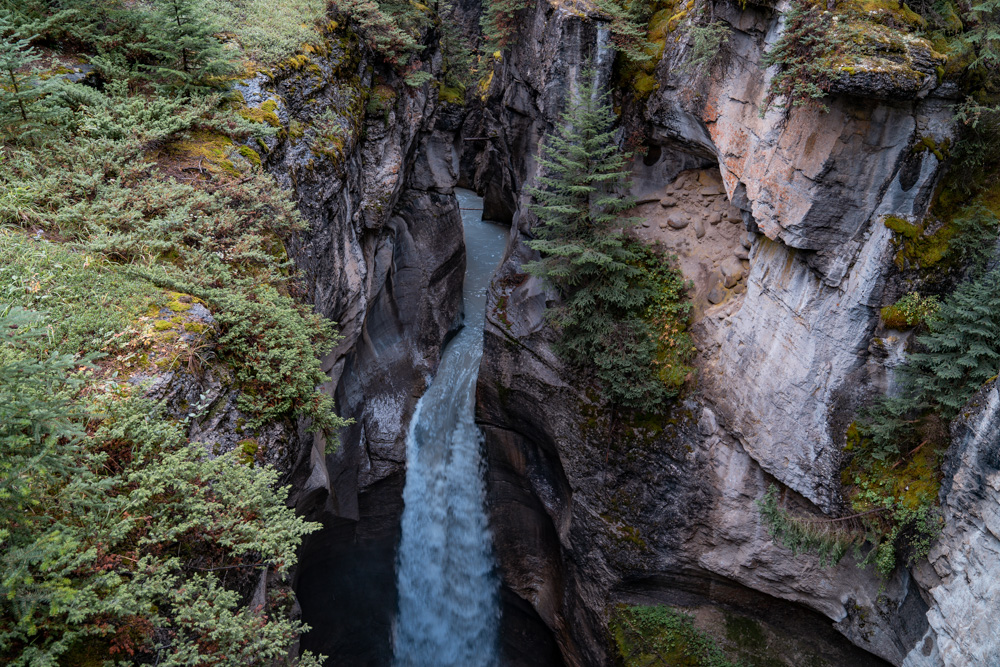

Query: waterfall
[
  {"left": 392, "top": 189, "right": 508, "bottom": 667},
  {"left": 592, "top": 25, "right": 612, "bottom": 95}
]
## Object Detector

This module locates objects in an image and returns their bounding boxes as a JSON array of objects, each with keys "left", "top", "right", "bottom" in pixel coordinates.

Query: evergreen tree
[
  {"left": 524, "top": 77, "right": 673, "bottom": 411},
  {"left": 0, "top": 11, "right": 64, "bottom": 142},
  {"left": 140, "top": 0, "right": 237, "bottom": 94},
  {"left": 905, "top": 268, "right": 1000, "bottom": 418}
]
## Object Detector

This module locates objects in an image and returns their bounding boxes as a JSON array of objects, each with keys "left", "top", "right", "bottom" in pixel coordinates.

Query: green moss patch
[{"left": 611, "top": 605, "right": 740, "bottom": 667}]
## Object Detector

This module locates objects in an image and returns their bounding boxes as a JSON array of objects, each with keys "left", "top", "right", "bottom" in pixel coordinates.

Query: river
[{"left": 392, "top": 189, "right": 508, "bottom": 666}]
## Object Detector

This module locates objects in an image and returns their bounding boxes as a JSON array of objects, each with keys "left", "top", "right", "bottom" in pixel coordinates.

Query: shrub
[
  {"left": 880, "top": 292, "right": 940, "bottom": 329},
  {"left": 760, "top": 0, "right": 848, "bottom": 112}
]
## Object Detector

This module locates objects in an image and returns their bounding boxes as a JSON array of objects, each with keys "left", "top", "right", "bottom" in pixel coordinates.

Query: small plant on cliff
[
  {"left": 760, "top": 0, "right": 847, "bottom": 113},
  {"left": 880, "top": 292, "right": 940, "bottom": 329},
  {"left": 677, "top": 20, "right": 732, "bottom": 75},
  {"left": 524, "top": 74, "right": 692, "bottom": 411},
  {"left": 140, "top": 0, "right": 240, "bottom": 94},
  {"left": 0, "top": 11, "right": 65, "bottom": 143}
]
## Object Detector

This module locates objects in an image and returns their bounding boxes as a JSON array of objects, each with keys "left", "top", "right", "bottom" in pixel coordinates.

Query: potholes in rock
[{"left": 631, "top": 167, "right": 753, "bottom": 319}]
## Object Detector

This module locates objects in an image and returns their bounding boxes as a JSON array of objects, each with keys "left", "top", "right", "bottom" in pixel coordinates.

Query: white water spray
[{"left": 392, "top": 190, "right": 507, "bottom": 667}]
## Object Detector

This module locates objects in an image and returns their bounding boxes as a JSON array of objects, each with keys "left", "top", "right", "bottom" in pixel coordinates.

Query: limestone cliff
[
  {"left": 470, "top": 0, "right": 982, "bottom": 664},
  {"left": 235, "top": 21, "right": 470, "bottom": 664}
]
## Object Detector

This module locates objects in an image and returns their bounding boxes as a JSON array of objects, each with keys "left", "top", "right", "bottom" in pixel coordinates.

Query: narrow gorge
[{"left": 3, "top": 0, "right": 1000, "bottom": 665}]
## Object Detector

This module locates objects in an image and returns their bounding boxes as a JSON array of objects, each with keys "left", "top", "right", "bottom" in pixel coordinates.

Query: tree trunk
[{"left": 7, "top": 69, "right": 28, "bottom": 122}]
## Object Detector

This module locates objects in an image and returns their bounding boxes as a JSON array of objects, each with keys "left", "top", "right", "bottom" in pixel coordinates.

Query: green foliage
[
  {"left": 949, "top": 202, "right": 1000, "bottom": 273},
  {"left": 480, "top": 0, "right": 533, "bottom": 51},
  {"left": 756, "top": 486, "right": 854, "bottom": 568},
  {"left": 0, "top": 307, "right": 91, "bottom": 542},
  {"left": 139, "top": 0, "right": 240, "bottom": 94},
  {"left": 1, "top": 69, "right": 344, "bottom": 438},
  {"left": 439, "top": 0, "right": 475, "bottom": 93},
  {"left": 595, "top": 0, "right": 654, "bottom": 64},
  {"left": 0, "top": 10, "right": 67, "bottom": 143},
  {"left": 0, "top": 234, "right": 162, "bottom": 357},
  {"left": 202, "top": 0, "right": 328, "bottom": 64},
  {"left": 678, "top": 20, "right": 731, "bottom": 74},
  {"left": 524, "top": 75, "right": 692, "bottom": 411},
  {"left": 610, "top": 604, "right": 740, "bottom": 667},
  {"left": 880, "top": 292, "right": 940, "bottom": 329},
  {"left": 760, "top": 0, "right": 846, "bottom": 112},
  {"left": 334, "top": 0, "right": 423, "bottom": 66},
  {"left": 905, "top": 268, "right": 1000, "bottom": 418},
  {"left": 0, "top": 385, "right": 324, "bottom": 666},
  {"left": 209, "top": 285, "right": 343, "bottom": 432}
]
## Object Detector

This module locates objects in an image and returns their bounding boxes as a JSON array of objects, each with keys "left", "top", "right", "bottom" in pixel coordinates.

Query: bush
[
  {"left": 760, "top": 0, "right": 847, "bottom": 112},
  {"left": 0, "top": 386, "right": 324, "bottom": 666},
  {"left": 880, "top": 292, "right": 940, "bottom": 329}
]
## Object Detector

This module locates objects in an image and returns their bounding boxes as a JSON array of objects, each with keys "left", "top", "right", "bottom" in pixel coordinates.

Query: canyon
[{"left": 223, "top": 2, "right": 999, "bottom": 666}]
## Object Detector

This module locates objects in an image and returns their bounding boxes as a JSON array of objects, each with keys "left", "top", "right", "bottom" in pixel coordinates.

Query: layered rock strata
[{"left": 471, "top": 0, "right": 969, "bottom": 664}]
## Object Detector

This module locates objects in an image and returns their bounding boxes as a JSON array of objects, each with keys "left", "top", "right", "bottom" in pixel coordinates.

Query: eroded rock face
[
  {"left": 903, "top": 383, "right": 1000, "bottom": 667},
  {"left": 646, "top": 1, "right": 955, "bottom": 513},
  {"left": 472, "top": 0, "right": 964, "bottom": 664},
  {"left": 243, "top": 28, "right": 466, "bottom": 517},
  {"left": 236, "top": 23, "right": 469, "bottom": 665}
]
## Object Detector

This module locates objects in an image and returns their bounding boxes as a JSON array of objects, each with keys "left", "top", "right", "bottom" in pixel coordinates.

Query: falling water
[{"left": 392, "top": 189, "right": 508, "bottom": 667}]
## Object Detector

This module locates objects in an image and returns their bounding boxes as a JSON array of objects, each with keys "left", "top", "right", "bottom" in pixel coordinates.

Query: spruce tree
[
  {"left": 525, "top": 77, "right": 669, "bottom": 411},
  {"left": 140, "top": 0, "right": 237, "bottom": 94},
  {"left": 0, "top": 11, "right": 63, "bottom": 142},
  {"left": 906, "top": 268, "right": 1000, "bottom": 418}
]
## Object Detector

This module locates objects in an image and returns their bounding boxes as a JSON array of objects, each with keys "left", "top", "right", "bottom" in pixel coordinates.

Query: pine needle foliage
[
  {"left": 479, "top": 0, "right": 533, "bottom": 51},
  {"left": 0, "top": 10, "right": 66, "bottom": 143},
  {"left": 0, "top": 377, "right": 324, "bottom": 666},
  {"left": 760, "top": 0, "right": 846, "bottom": 112},
  {"left": 139, "top": 0, "right": 240, "bottom": 94},
  {"left": 905, "top": 268, "right": 1000, "bottom": 418},
  {"left": 524, "top": 76, "right": 691, "bottom": 411}
]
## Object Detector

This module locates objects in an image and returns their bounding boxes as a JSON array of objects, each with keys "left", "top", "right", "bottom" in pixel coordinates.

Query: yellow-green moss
[
  {"left": 439, "top": 85, "right": 465, "bottom": 106},
  {"left": 238, "top": 438, "right": 259, "bottom": 465},
  {"left": 632, "top": 73, "right": 659, "bottom": 98},
  {"left": 883, "top": 214, "right": 955, "bottom": 269},
  {"left": 913, "top": 135, "right": 951, "bottom": 162},
  {"left": 237, "top": 145, "right": 262, "bottom": 169},
  {"left": 239, "top": 98, "right": 282, "bottom": 127},
  {"left": 153, "top": 320, "right": 175, "bottom": 332}
]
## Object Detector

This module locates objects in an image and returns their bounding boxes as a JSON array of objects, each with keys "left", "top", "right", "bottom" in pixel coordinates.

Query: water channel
[{"left": 392, "top": 189, "right": 508, "bottom": 666}]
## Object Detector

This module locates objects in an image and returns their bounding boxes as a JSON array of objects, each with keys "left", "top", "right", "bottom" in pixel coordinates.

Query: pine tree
[
  {"left": 0, "top": 11, "right": 64, "bottom": 142},
  {"left": 139, "top": 0, "right": 237, "bottom": 94},
  {"left": 905, "top": 268, "right": 1000, "bottom": 418},
  {"left": 524, "top": 77, "right": 671, "bottom": 411}
]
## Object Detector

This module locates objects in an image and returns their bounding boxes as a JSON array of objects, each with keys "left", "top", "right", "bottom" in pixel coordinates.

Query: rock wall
[
  {"left": 235, "top": 21, "right": 469, "bottom": 664},
  {"left": 471, "top": 0, "right": 974, "bottom": 664}
]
